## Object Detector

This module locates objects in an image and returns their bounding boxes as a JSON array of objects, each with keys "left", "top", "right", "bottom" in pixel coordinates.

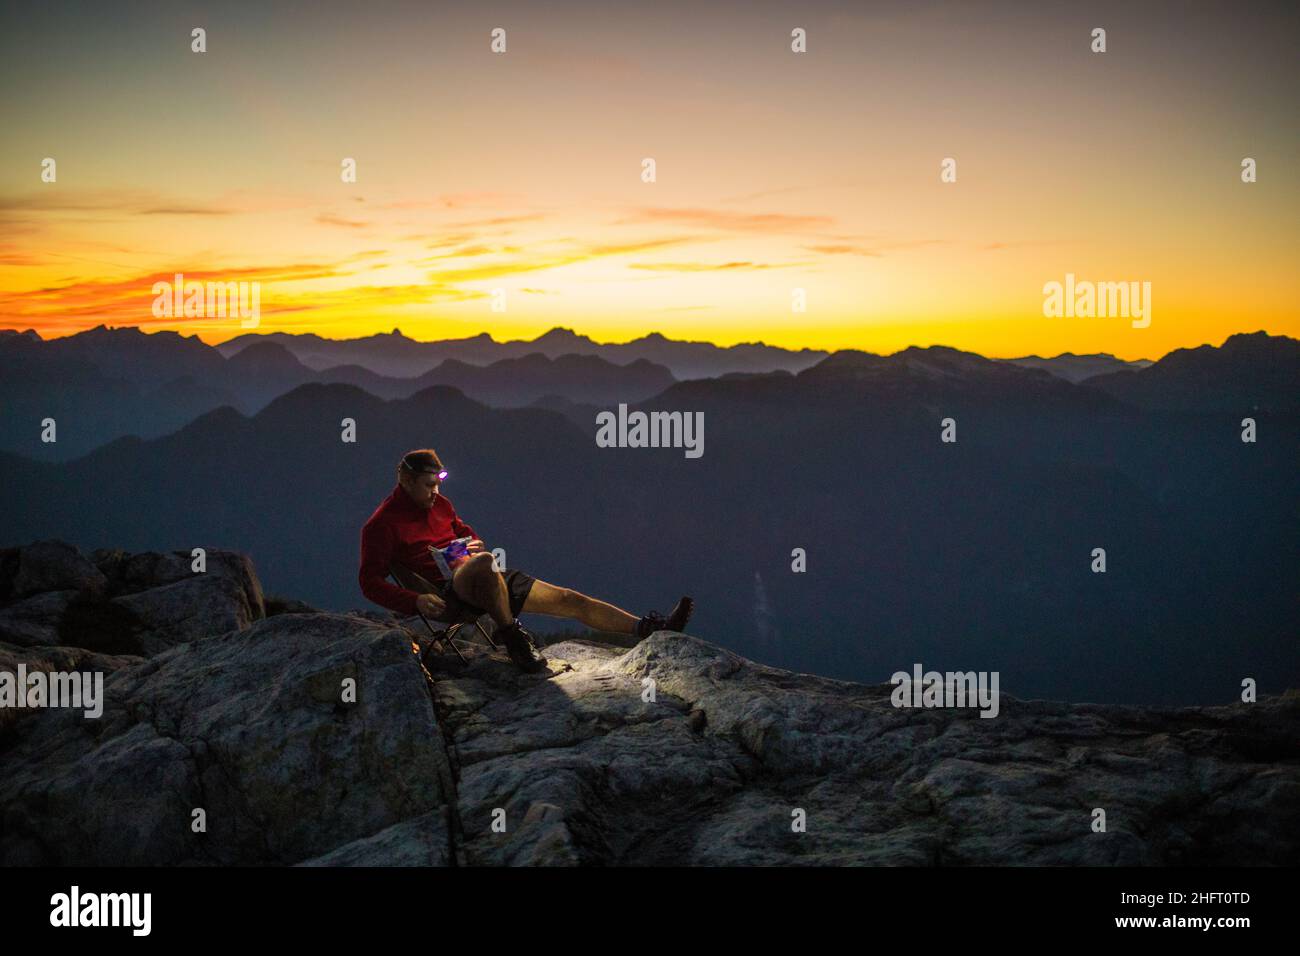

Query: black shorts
[{"left": 429, "top": 567, "right": 535, "bottom": 623}]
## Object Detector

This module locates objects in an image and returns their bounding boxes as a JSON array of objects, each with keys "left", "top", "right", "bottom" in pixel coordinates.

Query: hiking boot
[
  {"left": 635, "top": 596, "right": 694, "bottom": 640},
  {"left": 498, "top": 620, "right": 548, "bottom": 673}
]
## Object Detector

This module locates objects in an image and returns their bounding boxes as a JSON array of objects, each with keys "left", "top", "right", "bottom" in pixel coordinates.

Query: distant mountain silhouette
[
  {"left": 3, "top": 332, "right": 1296, "bottom": 706},
  {"left": 408, "top": 353, "right": 674, "bottom": 406},
  {"left": 24, "top": 324, "right": 227, "bottom": 385},
  {"left": 216, "top": 325, "right": 829, "bottom": 380},
  {"left": 1003, "top": 352, "right": 1152, "bottom": 383},
  {"left": 216, "top": 342, "right": 670, "bottom": 408},
  {"left": 218, "top": 328, "right": 497, "bottom": 377},
  {"left": 1082, "top": 331, "right": 1300, "bottom": 413},
  {"left": 802, "top": 344, "right": 1117, "bottom": 401},
  {"left": 0, "top": 328, "right": 672, "bottom": 460},
  {"left": 0, "top": 330, "right": 242, "bottom": 461},
  {"left": 4, "top": 324, "right": 1296, "bottom": 463}
]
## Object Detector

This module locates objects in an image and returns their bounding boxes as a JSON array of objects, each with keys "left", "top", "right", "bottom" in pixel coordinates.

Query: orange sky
[{"left": 1, "top": 0, "right": 1296, "bottom": 361}]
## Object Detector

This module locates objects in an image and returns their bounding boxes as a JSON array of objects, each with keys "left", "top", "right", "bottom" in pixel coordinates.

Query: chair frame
[{"left": 389, "top": 563, "right": 499, "bottom": 665}]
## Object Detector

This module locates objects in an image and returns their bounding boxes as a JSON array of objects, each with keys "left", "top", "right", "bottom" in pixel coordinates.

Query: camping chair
[{"left": 389, "top": 562, "right": 499, "bottom": 665}]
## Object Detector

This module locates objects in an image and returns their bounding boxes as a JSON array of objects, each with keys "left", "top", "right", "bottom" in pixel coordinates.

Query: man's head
[{"left": 396, "top": 448, "right": 446, "bottom": 509}]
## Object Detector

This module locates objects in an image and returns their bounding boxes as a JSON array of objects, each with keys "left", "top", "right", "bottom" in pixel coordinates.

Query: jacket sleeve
[{"left": 358, "top": 519, "right": 420, "bottom": 617}]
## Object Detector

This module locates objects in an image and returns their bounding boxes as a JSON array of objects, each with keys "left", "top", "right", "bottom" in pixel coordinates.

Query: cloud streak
[
  {"left": 627, "top": 260, "right": 792, "bottom": 272},
  {"left": 616, "top": 207, "right": 835, "bottom": 234}
]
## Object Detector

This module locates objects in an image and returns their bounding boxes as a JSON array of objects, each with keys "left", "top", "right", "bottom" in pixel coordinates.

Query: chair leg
[
  {"left": 414, "top": 609, "right": 440, "bottom": 640},
  {"left": 428, "top": 617, "right": 503, "bottom": 662},
  {"left": 448, "top": 620, "right": 499, "bottom": 654},
  {"left": 418, "top": 611, "right": 469, "bottom": 665},
  {"left": 443, "top": 633, "right": 469, "bottom": 665},
  {"left": 443, "top": 623, "right": 472, "bottom": 664}
]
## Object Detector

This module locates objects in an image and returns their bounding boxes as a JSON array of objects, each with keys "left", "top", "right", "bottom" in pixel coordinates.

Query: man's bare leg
[
  {"left": 450, "top": 553, "right": 514, "bottom": 627},
  {"left": 448, "top": 557, "right": 550, "bottom": 672},
  {"left": 521, "top": 579, "right": 639, "bottom": 634}
]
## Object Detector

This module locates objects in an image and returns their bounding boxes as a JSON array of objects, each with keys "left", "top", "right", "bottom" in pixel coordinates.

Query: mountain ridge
[{"left": 3, "top": 336, "right": 1296, "bottom": 706}]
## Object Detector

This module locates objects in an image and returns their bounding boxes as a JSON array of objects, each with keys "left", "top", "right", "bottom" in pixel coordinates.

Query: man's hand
[
  {"left": 466, "top": 539, "right": 487, "bottom": 554},
  {"left": 416, "top": 592, "right": 447, "bottom": 617}
]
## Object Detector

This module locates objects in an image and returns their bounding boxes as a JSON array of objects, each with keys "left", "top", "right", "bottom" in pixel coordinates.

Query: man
[{"left": 359, "top": 448, "right": 694, "bottom": 672}]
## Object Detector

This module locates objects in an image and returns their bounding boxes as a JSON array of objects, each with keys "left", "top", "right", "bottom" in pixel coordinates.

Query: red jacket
[{"left": 358, "top": 485, "right": 477, "bottom": 616}]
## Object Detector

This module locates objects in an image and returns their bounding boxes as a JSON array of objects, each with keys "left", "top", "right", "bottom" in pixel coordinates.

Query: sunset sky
[{"left": 1, "top": 0, "right": 1296, "bottom": 361}]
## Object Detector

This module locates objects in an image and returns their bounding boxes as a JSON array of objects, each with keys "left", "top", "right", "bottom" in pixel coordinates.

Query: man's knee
[
  {"left": 452, "top": 552, "right": 497, "bottom": 593},
  {"left": 463, "top": 552, "right": 497, "bottom": 576}
]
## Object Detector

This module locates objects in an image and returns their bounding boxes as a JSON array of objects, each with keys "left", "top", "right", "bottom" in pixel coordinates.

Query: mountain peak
[
  {"left": 533, "top": 327, "right": 585, "bottom": 343},
  {"left": 1220, "top": 330, "right": 1299, "bottom": 355},
  {"left": 225, "top": 339, "right": 305, "bottom": 370}
]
